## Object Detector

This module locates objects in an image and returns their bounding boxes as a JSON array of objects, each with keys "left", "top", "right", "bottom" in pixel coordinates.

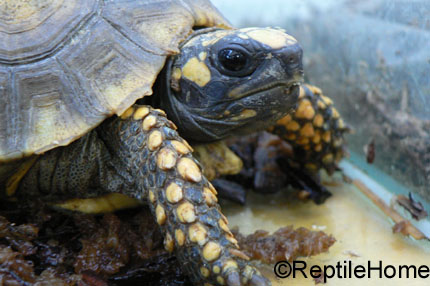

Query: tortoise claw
[
  {"left": 226, "top": 271, "right": 242, "bottom": 286},
  {"left": 226, "top": 267, "right": 271, "bottom": 286},
  {"left": 249, "top": 273, "right": 270, "bottom": 286}
]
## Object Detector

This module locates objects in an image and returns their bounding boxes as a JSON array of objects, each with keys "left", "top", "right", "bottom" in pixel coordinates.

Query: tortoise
[{"left": 0, "top": 0, "right": 348, "bottom": 285}]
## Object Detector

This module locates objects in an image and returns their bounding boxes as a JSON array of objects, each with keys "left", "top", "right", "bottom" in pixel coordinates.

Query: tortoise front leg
[
  {"left": 100, "top": 105, "right": 269, "bottom": 286},
  {"left": 268, "top": 84, "right": 350, "bottom": 175}
]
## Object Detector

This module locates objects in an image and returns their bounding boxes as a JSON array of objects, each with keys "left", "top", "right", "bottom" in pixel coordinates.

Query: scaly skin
[
  {"left": 8, "top": 27, "right": 323, "bottom": 286},
  {"left": 17, "top": 105, "right": 268, "bottom": 286},
  {"left": 269, "top": 84, "right": 349, "bottom": 175}
]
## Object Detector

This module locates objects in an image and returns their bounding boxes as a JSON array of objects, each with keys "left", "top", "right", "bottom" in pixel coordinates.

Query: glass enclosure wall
[{"left": 213, "top": 0, "right": 430, "bottom": 202}]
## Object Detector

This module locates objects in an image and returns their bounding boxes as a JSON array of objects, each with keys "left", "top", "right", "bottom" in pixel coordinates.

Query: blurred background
[{"left": 212, "top": 0, "right": 430, "bottom": 204}]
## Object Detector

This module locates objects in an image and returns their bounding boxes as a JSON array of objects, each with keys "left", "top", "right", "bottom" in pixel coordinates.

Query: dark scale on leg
[{"left": 17, "top": 131, "right": 132, "bottom": 201}]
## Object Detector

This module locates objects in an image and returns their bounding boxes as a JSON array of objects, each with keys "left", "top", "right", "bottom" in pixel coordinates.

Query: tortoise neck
[{"left": 152, "top": 58, "right": 225, "bottom": 144}]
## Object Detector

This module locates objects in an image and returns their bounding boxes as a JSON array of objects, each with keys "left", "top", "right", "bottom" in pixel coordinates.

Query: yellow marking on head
[
  {"left": 156, "top": 204, "right": 167, "bottom": 225},
  {"left": 202, "top": 241, "right": 222, "bottom": 262},
  {"left": 247, "top": 28, "right": 297, "bottom": 49},
  {"left": 295, "top": 99, "right": 315, "bottom": 119},
  {"left": 176, "top": 201, "right": 196, "bottom": 223},
  {"left": 164, "top": 232, "right": 174, "bottom": 252},
  {"left": 201, "top": 31, "right": 230, "bottom": 47},
  {"left": 133, "top": 107, "right": 150, "bottom": 120},
  {"left": 202, "top": 38, "right": 218, "bottom": 47},
  {"left": 314, "top": 143, "right": 323, "bottom": 152},
  {"left": 184, "top": 36, "right": 202, "bottom": 48},
  {"left": 6, "top": 156, "right": 38, "bottom": 196},
  {"left": 177, "top": 158, "right": 202, "bottom": 183},
  {"left": 148, "top": 130, "right": 163, "bottom": 151},
  {"left": 120, "top": 107, "right": 134, "bottom": 119},
  {"left": 53, "top": 193, "right": 141, "bottom": 213},
  {"left": 175, "top": 229, "right": 185, "bottom": 246},
  {"left": 199, "top": 52, "right": 207, "bottom": 61},
  {"left": 231, "top": 109, "right": 257, "bottom": 121},
  {"left": 182, "top": 57, "right": 211, "bottom": 87},
  {"left": 313, "top": 113, "right": 324, "bottom": 127},
  {"left": 300, "top": 123, "right": 315, "bottom": 137},
  {"left": 286, "top": 120, "right": 300, "bottom": 131},
  {"left": 157, "top": 148, "right": 177, "bottom": 170},
  {"left": 166, "top": 182, "right": 183, "bottom": 204},
  {"left": 189, "top": 222, "right": 208, "bottom": 245}
]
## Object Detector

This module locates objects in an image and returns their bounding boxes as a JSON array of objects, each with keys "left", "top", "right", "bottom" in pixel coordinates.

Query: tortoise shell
[{"left": 0, "top": 0, "right": 229, "bottom": 161}]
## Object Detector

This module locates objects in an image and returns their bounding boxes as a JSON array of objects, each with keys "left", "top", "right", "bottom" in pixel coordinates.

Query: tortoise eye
[{"left": 218, "top": 48, "right": 248, "bottom": 72}]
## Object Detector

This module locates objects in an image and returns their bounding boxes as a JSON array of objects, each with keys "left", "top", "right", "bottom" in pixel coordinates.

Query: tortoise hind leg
[{"left": 99, "top": 105, "right": 270, "bottom": 286}]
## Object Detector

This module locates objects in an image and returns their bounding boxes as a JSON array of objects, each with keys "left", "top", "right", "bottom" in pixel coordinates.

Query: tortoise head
[{"left": 159, "top": 27, "right": 303, "bottom": 142}]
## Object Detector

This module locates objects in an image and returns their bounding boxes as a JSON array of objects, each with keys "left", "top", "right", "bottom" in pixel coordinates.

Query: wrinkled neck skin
[{"left": 152, "top": 28, "right": 302, "bottom": 143}]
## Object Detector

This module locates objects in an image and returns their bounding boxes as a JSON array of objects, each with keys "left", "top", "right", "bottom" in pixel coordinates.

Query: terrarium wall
[{"left": 212, "top": 0, "right": 430, "bottom": 201}]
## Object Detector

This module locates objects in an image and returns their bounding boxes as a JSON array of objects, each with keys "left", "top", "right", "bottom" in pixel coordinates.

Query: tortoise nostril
[
  {"left": 288, "top": 55, "right": 297, "bottom": 64},
  {"left": 277, "top": 43, "right": 303, "bottom": 72}
]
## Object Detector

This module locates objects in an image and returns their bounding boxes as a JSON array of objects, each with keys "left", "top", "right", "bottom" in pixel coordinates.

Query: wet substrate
[{"left": 0, "top": 201, "right": 335, "bottom": 285}]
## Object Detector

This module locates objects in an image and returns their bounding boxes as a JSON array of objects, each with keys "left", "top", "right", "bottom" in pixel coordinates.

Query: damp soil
[{"left": 0, "top": 202, "right": 337, "bottom": 285}]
